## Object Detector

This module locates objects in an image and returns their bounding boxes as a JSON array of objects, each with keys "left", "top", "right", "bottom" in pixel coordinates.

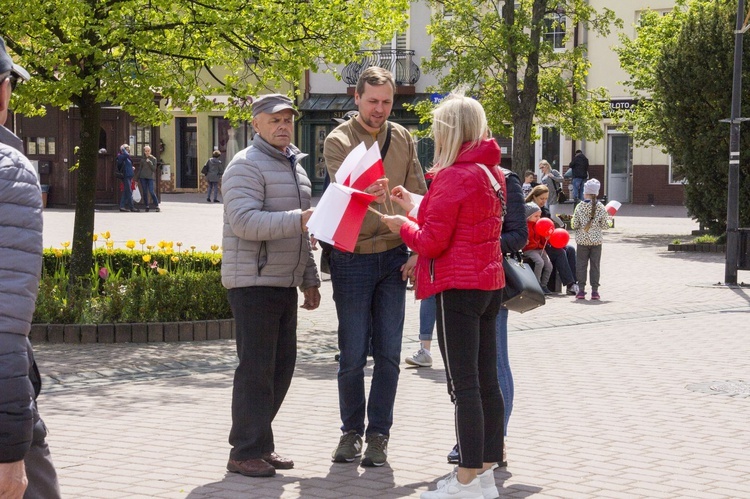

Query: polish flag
[
  {"left": 307, "top": 183, "right": 377, "bottom": 253},
  {"left": 335, "top": 142, "right": 385, "bottom": 191},
  {"left": 335, "top": 142, "right": 367, "bottom": 186}
]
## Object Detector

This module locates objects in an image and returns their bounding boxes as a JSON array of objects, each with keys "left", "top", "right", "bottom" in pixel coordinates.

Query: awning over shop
[{"left": 299, "top": 93, "right": 430, "bottom": 113}]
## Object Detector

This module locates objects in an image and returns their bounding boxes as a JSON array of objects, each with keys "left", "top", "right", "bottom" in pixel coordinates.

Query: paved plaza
[{"left": 34, "top": 195, "right": 750, "bottom": 498}]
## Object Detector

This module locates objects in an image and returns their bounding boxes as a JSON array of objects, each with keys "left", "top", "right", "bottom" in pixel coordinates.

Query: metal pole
[{"left": 725, "top": 0, "right": 744, "bottom": 285}]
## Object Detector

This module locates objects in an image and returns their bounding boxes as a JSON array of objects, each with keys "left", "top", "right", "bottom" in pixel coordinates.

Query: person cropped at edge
[
  {"left": 569, "top": 149, "right": 589, "bottom": 203},
  {"left": 324, "top": 67, "right": 427, "bottom": 468},
  {"left": 382, "top": 94, "right": 505, "bottom": 499},
  {"left": 0, "top": 36, "right": 62, "bottom": 499},
  {"left": 221, "top": 93, "right": 321, "bottom": 478},
  {"left": 116, "top": 144, "right": 138, "bottom": 212},
  {"left": 138, "top": 145, "right": 160, "bottom": 212},
  {"left": 203, "top": 150, "right": 224, "bottom": 203}
]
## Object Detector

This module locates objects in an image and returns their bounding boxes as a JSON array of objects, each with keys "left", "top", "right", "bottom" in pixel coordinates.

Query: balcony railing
[{"left": 342, "top": 49, "right": 421, "bottom": 87}]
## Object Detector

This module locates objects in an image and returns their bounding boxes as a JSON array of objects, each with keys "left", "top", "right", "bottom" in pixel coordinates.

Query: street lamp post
[{"left": 725, "top": 0, "right": 746, "bottom": 285}]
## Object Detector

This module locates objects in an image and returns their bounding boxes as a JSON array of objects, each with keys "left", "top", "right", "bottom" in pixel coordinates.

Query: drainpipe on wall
[{"left": 304, "top": 69, "right": 311, "bottom": 100}]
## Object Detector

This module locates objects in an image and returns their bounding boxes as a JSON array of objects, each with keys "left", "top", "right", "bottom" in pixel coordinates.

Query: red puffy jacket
[
  {"left": 523, "top": 220, "right": 548, "bottom": 251},
  {"left": 400, "top": 139, "right": 505, "bottom": 300}
]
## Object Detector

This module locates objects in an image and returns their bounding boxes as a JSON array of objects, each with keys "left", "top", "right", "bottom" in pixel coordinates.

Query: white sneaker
[
  {"left": 478, "top": 465, "right": 499, "bottom": 499},
  {"left": 405, "top": 347, "right": 433, "bottom": 367},
  {"left": 422, "top": 472, "right": 483, "bottom": 499}
]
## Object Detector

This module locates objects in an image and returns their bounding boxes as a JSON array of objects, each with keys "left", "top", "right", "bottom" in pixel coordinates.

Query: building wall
[{"left": 576, "top": 0, "right": 682, "bottom": 205}]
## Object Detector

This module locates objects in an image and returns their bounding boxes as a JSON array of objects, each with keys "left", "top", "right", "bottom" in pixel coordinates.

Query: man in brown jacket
[{"left": 324, "top": 67, "right": 426, "bottom": 467}]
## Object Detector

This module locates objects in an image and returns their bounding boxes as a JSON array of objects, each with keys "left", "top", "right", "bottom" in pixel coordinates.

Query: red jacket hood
[{"left": 455, "top": 139, "right": 501, "bottom": 166}]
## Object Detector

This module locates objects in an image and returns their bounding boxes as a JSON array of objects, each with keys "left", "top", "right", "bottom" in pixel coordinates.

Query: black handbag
[
  {"left": 557, "top": 188, "right": 567, "bottom": 203},
  {"left": 501, "top": 253, "right": 546, "bottom": 313}
]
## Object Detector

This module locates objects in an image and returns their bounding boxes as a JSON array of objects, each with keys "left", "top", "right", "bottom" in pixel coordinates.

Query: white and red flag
[
  {"left": 307, "top": 183, "right": 377, "bottom": 253},
  {"left": 335, "top": 142, "right": 385, "bottom": 191}
]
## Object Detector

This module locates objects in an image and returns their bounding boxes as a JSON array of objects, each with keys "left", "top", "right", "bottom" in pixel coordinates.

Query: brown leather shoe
[
  {"left": 226, "top": 458, "right": 276, "bottom": 477},
  {"left": 262, "top": 452, "right": 294, "bottom": 469}
]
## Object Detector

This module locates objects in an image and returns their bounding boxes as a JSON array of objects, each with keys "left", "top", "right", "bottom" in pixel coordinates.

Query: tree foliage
[
  {"left": 616, "top": 0, "right": 750, "bottom": 234},
  {"left": 1, "top": 0, "right": 408, "bottom": 284},
  {"left": 420, "top": 0, "right": 620, "bottom": 174}
]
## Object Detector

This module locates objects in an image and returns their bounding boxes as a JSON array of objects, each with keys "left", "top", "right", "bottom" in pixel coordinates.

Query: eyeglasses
[{"left": 1, "top": 72, "right": 20, "bottom": 91}]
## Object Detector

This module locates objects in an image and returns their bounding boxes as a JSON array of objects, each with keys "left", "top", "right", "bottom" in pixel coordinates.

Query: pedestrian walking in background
[
  {"left": 202, "top": 149, "right": 224, "bottom": 203},
  {"left": 221, "top": 94, "right": 320, "bottom": 478},
  {"left": 382, "top": 93, "right": 505, "bottom": 499},
  {"left": 571, "top": 178, "right": 610, "bottom": 301},
  {"left": 0, "top": 36, "right": 62, "bottom": 499},
  {"left": 569, "top": 149, "right": 589, "bottom": 203},
  {"left": 116, "top": 144, "right": 138, "bottom": 212},
  {"left": 139, "top": 145, "right": 160, "bottom": 212},
  {"left": 324, "top": 67, "right": 426, "bottom": 468}
]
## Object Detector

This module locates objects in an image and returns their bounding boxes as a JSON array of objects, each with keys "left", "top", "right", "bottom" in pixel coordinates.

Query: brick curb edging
[
  {"left": 29, "top": 319, "right": 235, "bottom": 344},
  {"left": 667, "top": 243, "right": 726, "bottom": 253}
]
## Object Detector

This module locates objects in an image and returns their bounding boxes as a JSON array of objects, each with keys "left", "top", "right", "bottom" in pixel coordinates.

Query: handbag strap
[{"left": 475, "top": 163, "right": 506, "bottom": 217}]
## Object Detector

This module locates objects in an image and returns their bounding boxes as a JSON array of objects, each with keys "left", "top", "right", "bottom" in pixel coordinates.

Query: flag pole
[{"left": 367, "top": 205, "right": 383, "bottom": 217}]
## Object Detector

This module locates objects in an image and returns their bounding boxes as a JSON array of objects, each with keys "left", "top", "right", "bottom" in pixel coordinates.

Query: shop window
[
  {"left": 26, "top": 137, "right": 55, "bottom": 156},
  {"left": 668, "top": 156, "right": 687, "bottom": 185},
  {"left": 128, "top": 123, "right": 151, "bottom": 157},
  {"left": 212, "top": 118, "right": 252, "bottom": 165}
]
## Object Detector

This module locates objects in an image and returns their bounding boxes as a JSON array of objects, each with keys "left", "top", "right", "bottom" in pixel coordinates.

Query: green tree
[
  {"left": 0, "top": 0, "right": 407, "bottom": 288},
  {"left": 421, "top": 0, "right": 620, "bottom": 174},
  {"left": 617, "top": 0, "right": 750, "bottom": 234}
]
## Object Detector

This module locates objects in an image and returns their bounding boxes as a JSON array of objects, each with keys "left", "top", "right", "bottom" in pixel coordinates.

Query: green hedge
[{"left": 35, "top": 249, "right": 230, "bottom": 324}]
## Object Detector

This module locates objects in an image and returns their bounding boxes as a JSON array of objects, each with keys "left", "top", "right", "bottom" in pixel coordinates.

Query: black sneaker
[
  {"left": 331, "top": 430, "right": 363, "bottom": 463},
  {"left": 361, "top": 433, "right": 388, "bottom": 467},
  {"left": 447, "top": 443, "right": 459, "bottom": 464}
]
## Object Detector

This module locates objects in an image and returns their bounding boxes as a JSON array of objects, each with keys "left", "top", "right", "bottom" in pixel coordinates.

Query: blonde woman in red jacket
[{"left": 382, "top": 94, "right": 505, "bottom": 499}]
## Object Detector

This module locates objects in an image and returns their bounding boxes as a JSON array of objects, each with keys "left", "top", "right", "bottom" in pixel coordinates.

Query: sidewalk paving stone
[{"left": 33, "top": 199, "right": 750, "bottom": 497}]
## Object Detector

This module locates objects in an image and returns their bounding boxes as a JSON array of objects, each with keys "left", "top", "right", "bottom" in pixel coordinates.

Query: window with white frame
[
  {"left": 543, "top": 10, "right": 566, "bottom": 50},
  {"left": 668, "top": 155, "right": 687, "bottom": 185}
]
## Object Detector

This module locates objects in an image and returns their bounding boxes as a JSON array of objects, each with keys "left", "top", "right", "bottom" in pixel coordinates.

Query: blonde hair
[
  {"left": 539, "top": 160, "right": 551, "bottom": 170},
  {"left": 525, "top": 184, "right": 549, "bottom": 203},
  {"left": 430, "top": 94, "right": 489, "bottom": 172}
]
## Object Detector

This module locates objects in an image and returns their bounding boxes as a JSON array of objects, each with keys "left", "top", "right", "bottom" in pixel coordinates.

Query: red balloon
[
  {"left": 549, "top": 228, "right": 570, "bottom": 249},
  {"left": 535, "top": 218, "right": 555, "bottom": 238}
]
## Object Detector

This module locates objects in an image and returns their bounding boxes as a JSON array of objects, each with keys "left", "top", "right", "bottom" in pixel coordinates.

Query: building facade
[{"left": 12, "top": 0, "right": 685, "bottom": 206}]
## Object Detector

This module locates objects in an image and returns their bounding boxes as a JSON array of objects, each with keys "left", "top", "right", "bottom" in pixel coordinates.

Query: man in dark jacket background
[
  {"left": 117, "top": 143, "right": 138, "bottom": 212},
  {"left": 0, "top": 36, "right": 61, "bottom": 499},
  {"left": 569, "top": 149, "right": 589, "bottom": 203}
]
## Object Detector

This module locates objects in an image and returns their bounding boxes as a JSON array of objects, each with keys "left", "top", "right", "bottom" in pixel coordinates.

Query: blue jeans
[
  {"left": 419, "top": 295, "right": 436, "bottom": 342},
  {"left": 572, "top": 177, "right": 585, "bottom": 201},
  {"left": 119, "top": 177, "right": 134, "bottom": 209},
  {"left": 330, "top": 244, "right": 409, "bottom": 437},
  {"left": 208, "top": 181, "right": 220, "bottom": 201},
  {"left": 546, "top": 245, "right": 576, "bottom": 286},
  {"left": 495, "top": 307, "right": 513, "bottom": 436},
  {"left": 140, "top": 178, "right": 159, "bottom": 207}
]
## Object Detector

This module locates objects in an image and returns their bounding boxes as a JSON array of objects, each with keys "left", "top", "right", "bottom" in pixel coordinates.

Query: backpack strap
[{"left": 381, "top": 122, "right": 393, "bottom": 160}]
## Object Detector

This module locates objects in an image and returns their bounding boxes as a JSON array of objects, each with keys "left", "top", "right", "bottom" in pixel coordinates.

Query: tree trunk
[
  {"left": 511, "top": 115, "right": 534, "bottom": 178},
  {"left": 68, "top": 90, "right": 100, "bottom": 289}
]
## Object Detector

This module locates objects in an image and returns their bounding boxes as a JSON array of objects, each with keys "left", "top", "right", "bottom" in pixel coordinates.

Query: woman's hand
[
  {"left": 381, "top": 214, "right": 408, "bottom": 234},
  {"left": 389, "top": 185, "right": 415, "bottom": 213}
]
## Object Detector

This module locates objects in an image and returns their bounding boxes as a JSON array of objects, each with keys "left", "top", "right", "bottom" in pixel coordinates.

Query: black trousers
[
  {"left": 436, "top": 288, "right": 504, "bottom": 469},
  {"left": 227, "top": 286, "right": 298, "bottom": 460}
]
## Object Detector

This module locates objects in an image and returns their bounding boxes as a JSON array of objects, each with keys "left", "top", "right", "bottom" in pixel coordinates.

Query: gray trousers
[
  {"left": 576, "top": 244, "right": 602, "bottom": 291},
  {"left": 25, "top": 341, "right": 61, "bottom": 499}
]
